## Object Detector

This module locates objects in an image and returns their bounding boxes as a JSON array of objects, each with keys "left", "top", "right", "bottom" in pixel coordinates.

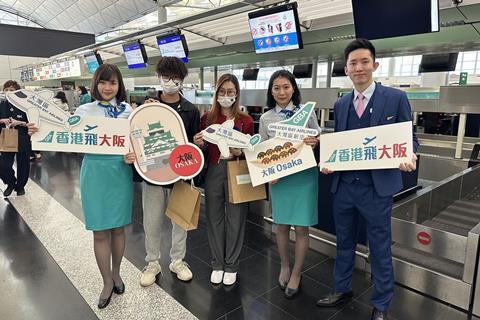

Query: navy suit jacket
[{"left": 331, "top": 83, "right": 419, "bottom": 197}]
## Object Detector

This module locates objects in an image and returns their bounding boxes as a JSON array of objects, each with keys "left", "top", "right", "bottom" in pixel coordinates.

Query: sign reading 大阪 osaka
[
  {"left": 319, "top": 121, "right": 414, "bottom": 171},
  {"left": 244, "top": 102, "right": 319, "bottom": 187},
  {"left": 6, "top": 89, "right": 129, "bottom": 154},
  {"left": 129, "top": 102, "right": 204, "bottom": 185}
]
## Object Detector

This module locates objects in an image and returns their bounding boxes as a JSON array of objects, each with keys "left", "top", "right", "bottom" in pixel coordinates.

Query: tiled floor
[{"left": 2, "top": 152, "right": 479, "bottom": 320}]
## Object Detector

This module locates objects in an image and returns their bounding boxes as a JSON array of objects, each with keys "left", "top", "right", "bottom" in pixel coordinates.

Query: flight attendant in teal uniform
[
  {"left": 258, "top": 70, "right": 320, "bottom": 299},
  {"left": 29, "top": 64, "right": 136, "bottom": 309},
  {"left": 75, "top": 64, "right": 136, "bottom": 309}
]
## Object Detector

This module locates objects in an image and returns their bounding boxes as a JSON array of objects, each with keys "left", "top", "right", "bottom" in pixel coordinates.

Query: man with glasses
[{"left": 139, "top": 57, "right": 200, "bottom": 286}]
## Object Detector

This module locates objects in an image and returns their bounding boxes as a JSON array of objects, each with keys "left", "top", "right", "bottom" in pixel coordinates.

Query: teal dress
[
  {"left": 259, "top": 103, "right": 320, "bottom": 226},
  {"left": 76, "top": 100, "right": 133, "bottom": 231},
  {"left": 80, "top": 154, "right": 133, "bottom": 230}
]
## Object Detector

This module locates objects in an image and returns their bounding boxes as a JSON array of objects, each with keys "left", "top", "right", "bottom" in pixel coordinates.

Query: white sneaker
[
  {"left": 140, "top": 261, "right": 161, "bottom": 287},
  {"left": 169, "top": 259, "right": 193, "bottom": 281},
  {"left": 223, "top": 272, "right": 237, "bottom": 285},
  {"left": 210, "top": 270, "right": 224, "bottom": 284}
]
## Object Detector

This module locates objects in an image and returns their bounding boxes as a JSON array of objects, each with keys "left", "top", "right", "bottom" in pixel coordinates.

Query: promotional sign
[
  {"left": 129, "top": 103, "right": 204, "bottom": 185},
  {"left": 319, "top": 121, "right": 414, "bottom": 171},
  {"left": 267, "top": 102, "right": 319, "bottom": 141},
  {"left": 6, "top": 89, "right": 129, "bottom": 154},
  {"left": 244, "top": 138, "right": 317, "bottom": 187},
  {"left": 202, "top": 119, "right": 261, "bottom": 158}
]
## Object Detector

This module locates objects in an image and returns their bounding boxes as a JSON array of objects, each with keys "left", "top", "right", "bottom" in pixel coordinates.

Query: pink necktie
[{"left": 356, "top": 93, "right": 365, "bottom": 118}]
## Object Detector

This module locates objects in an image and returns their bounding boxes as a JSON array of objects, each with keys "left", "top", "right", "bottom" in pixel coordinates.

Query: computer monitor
[
  {"left": 418, "top": 53, "right": 459, "bottom": 73},
  {"left": 122, "top": 41, "right": 148, "bottom": 69},
  {"left": 157, "top": 31, "right": 189, "bottom": 63},
  {"left": 352, "top": 0, "right": 439, "bottom": 40},
  {"left": 293, "top": 64, "right": 313, "bottom": 78},
  {"left": 242, "top": 68, "right": 259, "bottom": 81},
  {"left": 84, "top": 51, "right": 103, "bottom": 74},
  {"left": 331, "top": 61, "right": 346, "bottom": 77},
  {"left": 248, "top": 2, "right": 303, "bottom": 54}
]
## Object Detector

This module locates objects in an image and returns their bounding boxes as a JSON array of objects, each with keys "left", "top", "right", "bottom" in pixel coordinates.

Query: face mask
[
  {"left": 217, "top": 96, "right": 235, "bottom": 108},
  {"left": 161, "top": 78, "right": 182, "bottom": 94}
]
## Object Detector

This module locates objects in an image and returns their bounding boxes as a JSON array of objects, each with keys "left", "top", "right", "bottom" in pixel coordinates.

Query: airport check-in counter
[{"left": 241, "top": 85, "right": 480, "bottom": 315}]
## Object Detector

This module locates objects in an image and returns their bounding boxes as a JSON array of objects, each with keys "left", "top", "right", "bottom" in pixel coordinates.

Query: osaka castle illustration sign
[{"left": 129, "top": 102, "right": 204, "bottom": 185}]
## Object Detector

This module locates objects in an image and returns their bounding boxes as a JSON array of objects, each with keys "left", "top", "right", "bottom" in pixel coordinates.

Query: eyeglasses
[
  {"left": 160, "top": 76, "right": 182, "bottom": 86},
  {"left": 218, "top": 89, "right": 237, "bottom": 96}
]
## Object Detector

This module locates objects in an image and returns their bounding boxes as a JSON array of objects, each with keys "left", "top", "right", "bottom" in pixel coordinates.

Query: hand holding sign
[{"left": 202, "top": 119, "right": 261, "bottom": 158}]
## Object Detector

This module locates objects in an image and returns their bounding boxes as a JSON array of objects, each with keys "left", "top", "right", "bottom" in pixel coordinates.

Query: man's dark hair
[
  {"left": 3, "top": 80, "right": 20, "bottom": 90},
  {"left": 90, "top": 64, "right": 126, "bottom": 102},
  {"left": 344, "top": 38, "right": 376, "bottom": 62},
  {"left": 266, "top": 70, "right": 301, "bottom": 109},
  {"left": 156, "top": 57, "right": 188, "bottom": 80}
]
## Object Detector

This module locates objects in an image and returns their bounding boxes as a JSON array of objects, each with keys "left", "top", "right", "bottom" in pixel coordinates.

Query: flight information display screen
[
  {"left": 157, "top": 33, "right": 188, "bottom": 62},
  {"left": 123, "top": 42, "right": 147, "bottom": 69}
]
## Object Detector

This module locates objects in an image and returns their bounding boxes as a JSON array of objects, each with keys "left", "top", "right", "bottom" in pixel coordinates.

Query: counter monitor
[
  {"left": 123, "top": 41, "right": 148, "bottom": 69},
  {"left": 352, "top": 0, "right": 439, "bottom": 40},
  {"left": 157, "top": 32, "right": 189, "bottom": 63},
  {"left": 84, "top": 51, "right": 103, "bottom": 74},
  {"left": 248, "top": 2, "right": 303, "bottom": 54}
]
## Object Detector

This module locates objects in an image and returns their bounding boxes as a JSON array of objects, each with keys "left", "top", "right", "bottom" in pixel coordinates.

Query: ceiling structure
[{"left": 3, "top": 0, "right": 480, "bottom": 72}]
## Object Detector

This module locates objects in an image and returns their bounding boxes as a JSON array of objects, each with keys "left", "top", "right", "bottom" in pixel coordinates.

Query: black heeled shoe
[
  {"left": 97, "top": 288, "right": 114, "bottom": 309},
  {"left": 113, "top": 282, "right": 125, "bottom": 295},
  {"left": 279, "top": 279, "right": 288, "bottom": 291},
  {"left": 284, "top": 276, "right": 302, "bottom": 299}
]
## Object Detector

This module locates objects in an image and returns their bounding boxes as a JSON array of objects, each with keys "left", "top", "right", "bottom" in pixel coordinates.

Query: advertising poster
[
  {"left": 6, "top": 89, "right": 129, "bottom": 154},
  {"left": 319, "top": 121, "right": 414, "bottom": 171},
  {"left": 129, "top": 103, "right": 204, "bottom": 185}
]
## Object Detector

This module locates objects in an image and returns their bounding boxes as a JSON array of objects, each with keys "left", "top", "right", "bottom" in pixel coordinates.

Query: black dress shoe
[
  {"left": 284, "top": 277, "right": 301, "bottom": 299},
  {"left": 113, "top": 282, "right": 125, "bottom": 295},
  {"left": 97, "top": 288, "right": 114, "bottom": 309},
  {"left": 3, "top": 185, "right": 15, "bottom": 197},
  {"left": 316, "top": 291, "right": 353, "bottom": 307},
  {"left": 371, "top": 308, "right": 388, "bottom": 320},
  {"left": 16, "top": 188, "right": 25, "bottom": 196}
]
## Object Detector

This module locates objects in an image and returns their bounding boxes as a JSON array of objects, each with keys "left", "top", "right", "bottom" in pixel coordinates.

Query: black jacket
[
  {"left": 0, "top": 100, "right": 31, "bottom": 152},
  {"left": 134, "top": 92, "right": 201, "bottom": 186}
]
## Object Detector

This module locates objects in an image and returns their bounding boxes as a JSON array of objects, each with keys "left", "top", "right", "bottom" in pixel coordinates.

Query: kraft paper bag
[
  {"left": 228, "top": 160, "right": 267, "bottom": 204},
  {"left": 166, "top": 180, "right": 201, "bottom": 231},
  {"left": 0, "top": 127, "right": 18, "bottom": 152}
]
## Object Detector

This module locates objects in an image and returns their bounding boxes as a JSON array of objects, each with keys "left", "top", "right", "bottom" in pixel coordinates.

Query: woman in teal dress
[
  {"left": 74, "top": 64, "right": 135, "bottom": 308},
  {"left": 258, "top": 70, "right": 320, "bottom": 299}
]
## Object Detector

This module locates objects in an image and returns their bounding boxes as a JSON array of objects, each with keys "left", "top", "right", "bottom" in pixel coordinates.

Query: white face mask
[
  {"left": 217, "top": 96, "right": 235, "bottom": 108},
  {"left": 161, "top": 78, "right": 182, "bottom": 94}
]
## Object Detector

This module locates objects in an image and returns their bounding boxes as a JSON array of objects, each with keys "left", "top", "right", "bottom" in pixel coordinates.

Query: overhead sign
[
  {"left": 319, "top": 121, "right": 414, "bottom": 171},
  {"left": 6, "top": 89, "right": 129, "bottom": 154},
  {"left": 129, "top": 103, "right": 204, "bottom": 185},
  {"left": 267, "top": 101, "right": 319, "bottom": 141},
  {"left": 202, "top": 119, "right": 261, "bottom": 158}
]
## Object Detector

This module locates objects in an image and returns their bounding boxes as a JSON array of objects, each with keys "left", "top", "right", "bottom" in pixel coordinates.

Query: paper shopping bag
[
  {"left": 227, "top": 160, "right": 266, "bottom": 204},
  {"left": 166, "top": 180, "right": 201, "bottom": 231},
  {"left": 0, "top": 127, "right": 18, "bottom": 152}
]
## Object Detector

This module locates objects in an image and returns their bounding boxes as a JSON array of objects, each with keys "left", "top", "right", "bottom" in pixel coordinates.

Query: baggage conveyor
[{"left": 391, "top": 164, "right": 480, "bottom": 314}]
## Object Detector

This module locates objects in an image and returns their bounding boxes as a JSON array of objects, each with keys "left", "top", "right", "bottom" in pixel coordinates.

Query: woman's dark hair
[
  {"left": 78, "top": 86, "right": 88, "bottom": 95},
  {"left": 344, "top": 38, "right": 376, "bottom": 62},
  {"left": 54, "top": 91, "right": 68, "bottom": 104},
  {"left": 90, "top": 64, "right": 126, "bottom": 102},
  {"left": 3, "top": 80, "right": 20, "bottom": 90},
  {"left": 156, "top": 56, "right": 188, "bottom": 80},
  {"left": 266, "top": 70, "right": 301, "bottom": 109}
]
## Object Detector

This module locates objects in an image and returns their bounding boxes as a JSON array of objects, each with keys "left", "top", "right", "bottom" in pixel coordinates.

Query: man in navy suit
[{"left": 316, "top": 39, "right": 419, "bottom": 320}]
